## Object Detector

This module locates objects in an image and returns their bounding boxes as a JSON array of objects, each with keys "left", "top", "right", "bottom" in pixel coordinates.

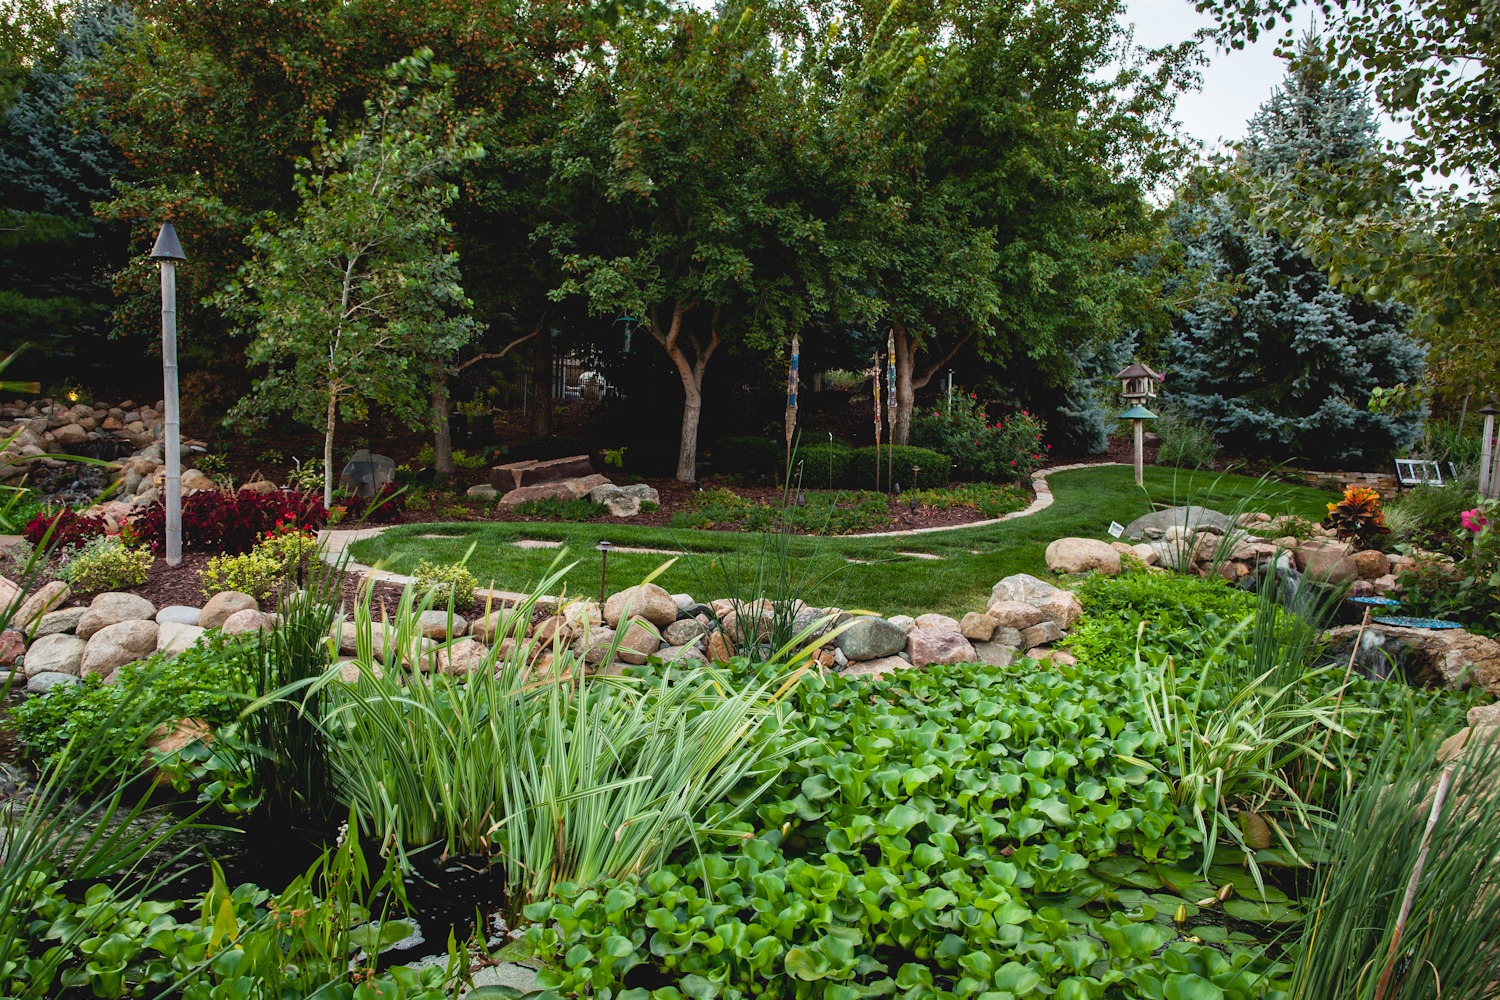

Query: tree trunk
[
  {"left": 323, "top": 391, "right": 337, "bottom": 509},
  {"left": 432, "top": 373, "right": 454, "bottom": 474},
  {"left": 676, "top": 374, "right": 703, "bottom": 482},
  {"left": 654, "top": 304, "right": 719, "bottom": 483},
  {"left": 529, "top": 335, "right": 552, "bottom": 438},
  {"left": 892, "top": 323, "right": 918, "bottom": 446}
]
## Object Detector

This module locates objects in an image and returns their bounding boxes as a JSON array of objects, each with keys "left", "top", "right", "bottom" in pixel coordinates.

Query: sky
[{"left": 1123, "top": 0, "right": 1321, "bottom": 153}]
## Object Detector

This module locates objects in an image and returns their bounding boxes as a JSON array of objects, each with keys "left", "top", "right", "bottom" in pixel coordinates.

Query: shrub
[
  {"left": 821, "top": 369, "right": 866, "bottom": 392},
  {"left": 59, "top": 535, "right": 152, "bottom": 592},
  {"left": 130, "top": 489, "right": 326, "bottom": 554},
  {"left": 838, "top": 445, "right": 952, "bottom": 489},
  {"left": 512, "top": 497, "right": 607, "bottom": 521},
  {"left": 507, "top": 436, "right": 590, "bottom": 462},
  {"left": 22, "top": 508, "right": 107, "bottom": 550},
  {"left": 200, "top": 525, "right": 320, "bottom": 601},
  {"left": 1323, "top": 485, "right": 1388, "bottom": 547},
  {"left": 796, "top": 437, "right": 853, "bottom": 490},
  {"left": 900, "top": 482, "right": 1030, "bottom": 518},
  {"left": 910, "top": 394, "right": 1048, "bottom": 481},
  {"left": 1385, "top": 479, "right": 1476, "bottom": 555},
  {"left": 713, "top": 436, "right": 788, "bottom": 478},
  {"left": 1154, "top": 407, "right": 1221, "bottom": 469},
  {"left": 10, "top": 632, "right": 253, "bottom": 778},
  {"left": 411, "top": 560, "right": 477, "bottom": 609}
]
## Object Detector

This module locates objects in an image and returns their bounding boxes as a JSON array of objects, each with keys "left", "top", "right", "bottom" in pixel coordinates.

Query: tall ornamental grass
[{"left": 322, "top": 559, "right": 815, "bottom": 908}]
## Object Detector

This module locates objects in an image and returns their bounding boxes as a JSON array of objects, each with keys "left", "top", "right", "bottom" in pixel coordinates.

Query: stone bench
[{"left": 490, "top": 454, "right": 595, "bottom": 491}]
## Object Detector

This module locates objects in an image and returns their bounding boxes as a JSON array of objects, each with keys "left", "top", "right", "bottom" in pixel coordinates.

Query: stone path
[{"left": 318, "top": 462, "right": 1125, "bottom": 592}]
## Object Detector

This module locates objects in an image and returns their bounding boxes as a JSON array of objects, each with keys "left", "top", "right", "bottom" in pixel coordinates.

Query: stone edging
[{"left": 318, "top": 462, "right": 1126, "bottom": 596}]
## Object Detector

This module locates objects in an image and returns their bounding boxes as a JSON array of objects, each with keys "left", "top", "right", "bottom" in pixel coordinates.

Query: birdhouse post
[{"left": 1116, "top": 361, "right": 1161, "bottom": 488}]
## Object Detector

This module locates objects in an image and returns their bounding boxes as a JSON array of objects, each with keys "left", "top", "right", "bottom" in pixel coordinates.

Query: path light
[
  {"left": 1479, "top": 399, "right": 1499, "bottom": 500},
  {"left": 596, "top": 540, "right": 613, "bottom": 605},
  {"left": 150, "top": 222, "right": 186, "bottom": 567},
  {"left": 615, "top": 315, "right": 638, "bottom": 355},
  {"left": 911, "top": 464, "right": 920, "bottom": 492}
]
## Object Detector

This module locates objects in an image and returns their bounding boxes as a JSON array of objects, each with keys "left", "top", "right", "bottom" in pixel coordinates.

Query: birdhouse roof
[{"left": 1116, "top": 361, "right": 1161, "bottom": 381}]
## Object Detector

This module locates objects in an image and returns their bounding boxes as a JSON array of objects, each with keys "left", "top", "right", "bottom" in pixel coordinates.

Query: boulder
[
  {"left": 605, "top": 495, "right": 642, "bottom": 517},
  {"left": 180, "top": 469, "right": 218, "bottom": 492},
  {"left": 498, "top": 481, "right": 578, "bottom": 505},
  {"left": 959, "top": 612, "right": 998, "bottom": 642},
  {"left": 1045, "top": 537, "right": 1123, "bottom": 576},
  {"left": 1021, "top": 621, "right": 1064, "bottom": 647},
  {"left": 157, "top": 621, "right": 206, "bottom": 658},
  {"left": 576, "top": 626, "right": 617, "bottom": 666},
  {"left": 985, "top": 601, "right": 1045, "bottom": 630},
  {"left": 603, "top": 584, "right": 678, "bottom": 629},
  {"left": 887, "top": 614, "right": 916, "bottom": 632},
  {"left": 1033, "top": 594, "right": 1083, "bottom": 630},
  {"left": 1124, "top": 505, "right": 1234, "bottom": 542},
  {"left": 200, "top": 591, "right": 258, "bottom": 630},
  {"left": 915, "top": 613, "right": 961, "bottom": 631},
  {"left": 663, "top": 618, "right": 708, "bottom": 647},
  {"left": 1326, "top": 624, "right": 1500, "bottom": 695},
  {"left": 615, "top": 618, "right": 662, "bottom": 665},
  {"left": 147, "top": 718, "right": 214, "bottom": 759},
  {"left": 156, "top": 605, "right": 202, "bottom": 626},
  {"left": 970, "top": 641, "right": 1016, "bottom": 668},
  {"left": 490, "top": 455, "right": 596, "bottom": 492},
  {"left": 417, "top": 609, "right": 467, "bottom": 640},
  {"left": 906, "top": 628, "right": 975, "bottom": 669},
  {"left": 239, "top": 479, "right": 278, "bottom": 494},
  {"left": 465, "top": 483, "right": 498, "bottom": 498},
  {"left": 653, "top": 644, "right": 707, "bottom": 665},
  {"left": 1352, "top": 548, "right": 1391, "bottom": 580},
  {"left": 81, "top": 619, "right": 159, "bottom": 677},
  {"left": 989, "top": 574, "right": 1071, "bottom": 609},
  {"left": 834, "top": 617, "right": 908, "bottom": 662},
  {"left": 50, "top": 422, "right": 88, "bottom": 448},
  {"left": 15, "top": 581, "right": 70, "bottom": 629},
  {"left": 1027, "top": 647, "right": 1078, "bottom": 666},
  {"left": 26, "top": 671, "right": 80, "bottom": 694},
  {"left": 791, "top": 607, "right": 841, "bottom": 644},
  {"left": 991, "top": 626, "right": 1024, "bottom": 648},
  {"left": 23, "top": 632, "right": 85, "bottom": 676},
  {"left": 469, "top": 609, "right": 518, "bottom": 644},
  {"left": 0, "top": 629, "right": 22, "bottom": 666},
  {"left": 432, "top": 638, "right": 490, "bottom": 676},
  {"left": 33, "top": 607, "right": 86, "bottom": 638},
  {"left": 841, "top": 655, "right": 909, "bottom": 679},
  {"left": 531, "top": 615, "right": 573, "bottom": 644},
  {"left": 77, "top": 592, "right": 157, "bottom": 640},
  {"left": 221, "top": 609, "right": 273, "bottom": 635},
  {"left": 705, "top": 630, "right": 735, "bottom": 662},
  {"left": 1295, "top": 541, "right": 1358, "bottom": 585}
]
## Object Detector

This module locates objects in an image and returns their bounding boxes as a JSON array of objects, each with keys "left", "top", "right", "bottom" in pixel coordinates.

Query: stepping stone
[
  {"left": 513, "top": 539, "right": 563, "bottom": 549},
  {"left": 896, "top": 551, "right": 944, "bottom": 560}
]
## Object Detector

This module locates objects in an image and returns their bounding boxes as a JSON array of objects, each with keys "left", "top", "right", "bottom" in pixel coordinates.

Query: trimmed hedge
[
  {"left": 712, "top": 436, "right": 789, "bottom": 478},
  {"left": 840, "top": 445, "right": 952, "bottom": 490}
]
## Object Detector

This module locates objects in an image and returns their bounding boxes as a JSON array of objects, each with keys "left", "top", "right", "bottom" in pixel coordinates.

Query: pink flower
[
  {"left": 1010, "top": 460, "right": 1017, "bottom": 467},
  {"left": 1461, "top": 508, "right": 1489, "bottom": 533}
]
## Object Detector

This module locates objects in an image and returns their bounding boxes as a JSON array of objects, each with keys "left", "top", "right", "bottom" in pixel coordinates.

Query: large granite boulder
[
  {"left": 81, "top": 619, "right": 159, "bottom": 677},
  {"left": 615, "top": 619, "right": 662, "bottom": 665},
  {"left": 905, "top": 628, "right": 975, "bottom": 669},
  {"left": 76, "top": 592, "right": 156, "bottom": 640},
  {"left": 603, "top": 584, "right": 678, "bottom": 629},
  {"left": 1124, "top": 506, "right": 1234, "bottom": 542},
  {"left": 834, "top": 617, "right": 908, "bottom": 662},
  {"left": 24, "top": 632, "right": 86, "bottom": 677},
  {"left": 200, "top": 591, "right": 258, "bottom": 630},
  {"left": 156, "top": 621, "right": 206, "bottom": 658},
  {"left": 1045, "top": 538, "right": 1123, "bottom": 576}
]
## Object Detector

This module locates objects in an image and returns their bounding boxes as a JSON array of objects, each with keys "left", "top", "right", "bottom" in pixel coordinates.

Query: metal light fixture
[
  {"left": 615, "top": 315, "right": 639, "bottom": 355},
  {"left": 596, "top": 540, "right": 613, "bottom": 604},
  {"left": 150, "top": 222, "right": 186, "bottom": 566}
]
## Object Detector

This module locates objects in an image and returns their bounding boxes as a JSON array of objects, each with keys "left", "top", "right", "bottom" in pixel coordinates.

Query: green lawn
[{"left": 349, "top": 465, "right": 1336, "bottom": 617}]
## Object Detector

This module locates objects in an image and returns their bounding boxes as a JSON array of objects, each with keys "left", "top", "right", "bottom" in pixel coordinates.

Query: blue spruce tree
[
  {"left": 0, "top": 5, "right": 133, "bottom": 384},
  {"left": 1164, "top": 56, "right": 1425, "bottom": 466}
]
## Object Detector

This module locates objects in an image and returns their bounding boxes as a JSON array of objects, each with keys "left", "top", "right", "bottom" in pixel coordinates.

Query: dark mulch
[{"left": 1045, "top": 434, "right": 1160, "bottom": 470}]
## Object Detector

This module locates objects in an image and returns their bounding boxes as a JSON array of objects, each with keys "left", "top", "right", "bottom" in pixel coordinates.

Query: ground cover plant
[
  {"left": 351, "top": 466, "right": 1339, "bottom": 616},
  {"left": 670, "top": 487, "right": 893, "bottom": 535}
]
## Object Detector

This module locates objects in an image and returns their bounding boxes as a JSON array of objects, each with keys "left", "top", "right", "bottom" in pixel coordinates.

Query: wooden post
[
  {"left": 1133, "top": 418, "right": 1144, "bottom": 487},
  {"left": 150, "top": 222, "right": 186, "bottom": 567}
]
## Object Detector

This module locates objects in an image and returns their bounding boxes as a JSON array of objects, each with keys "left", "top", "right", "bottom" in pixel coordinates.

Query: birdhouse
[{"left": 1116, "top": 361, "right": 1161, "bottom": 405}]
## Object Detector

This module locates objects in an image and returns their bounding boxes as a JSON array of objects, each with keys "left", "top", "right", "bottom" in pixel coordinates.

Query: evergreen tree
[
  {"left": 0, "top": 5, "right": 132, "bottom": 385},
  {"left": 1164, "top": 60, "right": 1425, "bottom": 466}
]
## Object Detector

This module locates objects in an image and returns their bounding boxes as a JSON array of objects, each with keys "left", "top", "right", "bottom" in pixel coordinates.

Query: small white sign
[{"left": 1107, "top": 521, "right": 1126, "bottom": 539}]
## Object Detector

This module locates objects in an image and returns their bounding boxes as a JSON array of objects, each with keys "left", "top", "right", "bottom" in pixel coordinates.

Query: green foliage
[
  {"left": 1321, "top": 485, "right": 1389, "bottom": 547},
  {"left": 58, "top": 534, "right": 151, "bottom": 592},
  {"left": 1154, "top": 407, "right": 1222, "bottom": 469},
  {"left": 713, "top": 436, "right": 790, "bottom": 479},
  {"left": 327, "top": 570, "right": 812, "bottom": 909},
  {"left": 411, "top": 559, "right": 477, "bottom": 609},
  {"left": 512, "top": 497, "right": 607, "bottom": 521},
  {"left": 216, "top": 51, "right": 484, "bottom": 504},
  {"left": 910, "top": 395, "right": 1049, "bottom": 482},
  {"left": 840, "top": 446, "right": 953, "bottom": 490},
  {"left": 415, "top": 444, "right": 488, "bottom": 470},
  {"left": 900, "top": 482, "right": 1031, "bottom": 518},
  {"left": 1384, "top": 479, "right": 1474, "bottom": 554},
  {"left": 1394, "top": 498, "right": 1500, "bottom": 635},
  {"left": 199, "top": 526, "right": 319, "bottom": 601},
  {"left": 10, "top": 633, "right": 251, "bottom": 782},
  {"left": 670, "top": 488, "right": 891, "bottom": 535}
]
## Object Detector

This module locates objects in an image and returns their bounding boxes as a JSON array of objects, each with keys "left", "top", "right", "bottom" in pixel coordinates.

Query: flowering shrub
[
  {"left": 1323, "top": 485, "right": 1388, "bottom": 547},
  {"left": 22, "top": 508, "right": 109, "bottom": 550},
  {"left": 200, "top": 523, "right": 320, "bottom": 601},
  {"left": 131, "top": 489, "right": 326, "bottom": 555},
  {"left": 60, "top": 535, "right": 152, "bottom": 592},
  {"left": 910, "top": 394, "right": 1048, "bottom": 482},
  {"left": 1396, "top": 499, "right": 1500, "bottom": 635}
]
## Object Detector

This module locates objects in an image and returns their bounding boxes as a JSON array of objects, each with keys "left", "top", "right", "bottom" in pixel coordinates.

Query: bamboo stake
[{"left": 1373, "top": 763, "right": 1456, "bottom": 1000}]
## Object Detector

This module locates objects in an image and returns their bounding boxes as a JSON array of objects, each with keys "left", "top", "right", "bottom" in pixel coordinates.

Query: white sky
[{"left": 1122, "top": 0, "right": 1394, "bottom": 153}]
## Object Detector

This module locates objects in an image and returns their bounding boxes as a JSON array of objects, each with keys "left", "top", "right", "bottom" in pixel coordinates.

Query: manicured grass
[{"left": 349, "top": 465, "right": 1337, "bottom": 617}]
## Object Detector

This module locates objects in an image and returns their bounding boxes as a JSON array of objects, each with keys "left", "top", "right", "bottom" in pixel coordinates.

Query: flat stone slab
[{"left": 490, "top": 454, "right": 595, "bottom": 491}]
